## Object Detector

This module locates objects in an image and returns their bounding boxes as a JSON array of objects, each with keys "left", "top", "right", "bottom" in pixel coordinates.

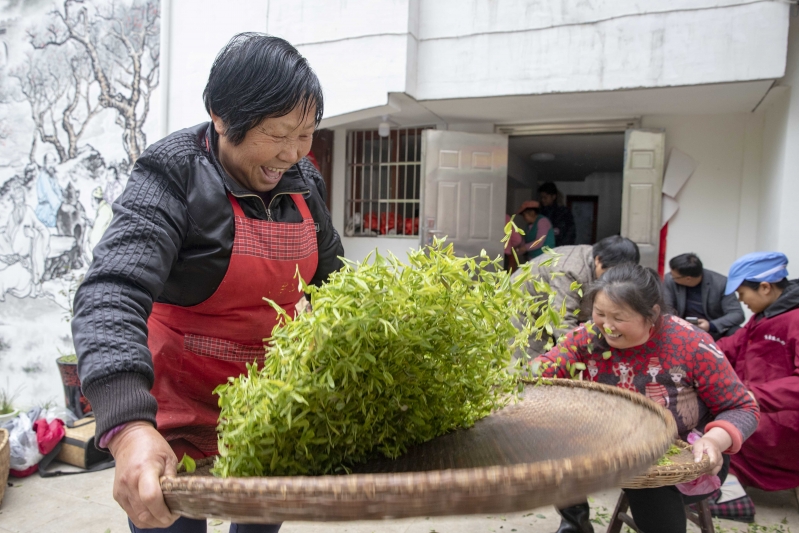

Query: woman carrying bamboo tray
[
  {"left": 71, "top": 34, "right": 343, "bottom": 532},
  {"left": 533, "top": 263, "right": 760, "bottom": 533}
]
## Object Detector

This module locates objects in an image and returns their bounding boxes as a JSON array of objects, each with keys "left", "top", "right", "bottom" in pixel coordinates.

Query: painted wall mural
[{"left": 0, "top": 0, "right": 160, "bottom": 409}]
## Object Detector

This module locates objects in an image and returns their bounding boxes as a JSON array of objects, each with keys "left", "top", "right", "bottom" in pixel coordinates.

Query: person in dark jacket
[
  {"left": 72, "top": 34, "right": 343, "bottom": 532},
  {"left": 716, "top": 252, "right": 799, "bottom": 495},
  {"left": 663, "top": 253, "right": 745, "bottom": 340},
  {"left": 538, "top": 182, "right": 576, "bottom": 247}
]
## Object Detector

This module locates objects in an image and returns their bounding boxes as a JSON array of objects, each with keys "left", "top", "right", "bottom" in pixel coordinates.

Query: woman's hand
[
  {"left": 107, "top": 421, "right": 180, "bottom": 529},
  {"left": 692, "top": 427, "right": 732, "bottom": 475}
]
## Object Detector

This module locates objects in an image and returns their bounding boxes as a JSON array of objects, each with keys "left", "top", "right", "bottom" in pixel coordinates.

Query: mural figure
[
  {"left": 668, "top": 365, "right": 699, "bottom": 429},
  {"left": 56, "top": 181, "right": 88, "bottom": 270},
  {"left": 56, "top": 182, "right": 86, "bottom": 239},
  {"left": 612, "top": 361, "right": 637, "bottom": 391},
  {"left": 103, "top": 165, "right": 125, "bottom": 204},
  {"left": 644, "top": 357, "right": 669, "bottom": 407},
  {"left": 87, "top": 185, "right": 113, "bottom": 261},
  {"left": 0, "top": 177, "right": 50, "bottom": 299},
  {"left": 34, "top": 154, "right": 63, "bottom": 227}
]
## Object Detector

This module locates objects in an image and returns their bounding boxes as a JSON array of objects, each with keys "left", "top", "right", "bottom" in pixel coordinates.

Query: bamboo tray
[
  {"left": 161, "top": 379, "right": 676, "bottom": 523},
  {"left": 621, "top": 440, "right": 712, "bottom": 489}
]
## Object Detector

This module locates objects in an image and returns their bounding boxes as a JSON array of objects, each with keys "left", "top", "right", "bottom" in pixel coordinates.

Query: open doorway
[{"left": 506, "top": 132, "right": 625, "bottom": 246}]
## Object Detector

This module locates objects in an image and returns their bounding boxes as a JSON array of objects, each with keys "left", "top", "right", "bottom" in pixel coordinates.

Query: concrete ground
[{"left": 1, "top": 464, "right": 797, "bottom": 533}]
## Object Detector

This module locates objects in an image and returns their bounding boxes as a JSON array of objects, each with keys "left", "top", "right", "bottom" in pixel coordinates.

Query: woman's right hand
[{"left": 107, "top": 421, "right": 180, "bottom": 529}]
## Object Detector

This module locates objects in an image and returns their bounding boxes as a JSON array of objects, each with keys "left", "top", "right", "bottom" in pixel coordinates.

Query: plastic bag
[
  {"left": 7, "top": 411, "right": 44, "bottom": 470},
  {"left": 40, "top": 405, "right": 77, "bottom": 425},
  {"left": 677, "top": 473, "right": 722, "bottom": 496}
]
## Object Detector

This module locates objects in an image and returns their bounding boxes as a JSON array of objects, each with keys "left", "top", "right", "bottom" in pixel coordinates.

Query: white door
[
  {"left": 621, "top": 129, "right": 665, "bottom": 270},
  {"left": 420, "top": 130, "right": 509, "bottom": 259}
]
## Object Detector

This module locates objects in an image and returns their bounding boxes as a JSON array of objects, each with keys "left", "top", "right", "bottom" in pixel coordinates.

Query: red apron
[{"left": 148, "top": 193, "right": 318, "bottom": 458}]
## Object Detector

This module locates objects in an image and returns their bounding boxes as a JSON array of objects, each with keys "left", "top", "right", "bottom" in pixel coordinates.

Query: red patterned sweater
[{"left": 534, "top": 315, "right": 760, "bottom": 452}]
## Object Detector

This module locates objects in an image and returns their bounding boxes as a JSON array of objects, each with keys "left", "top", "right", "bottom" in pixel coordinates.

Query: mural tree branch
[
  {"left": 33, "top": 0, "right": 160, "bottom": 165},
  {"left": 10, "top": 44, "right": 98, "bottom": 163}
]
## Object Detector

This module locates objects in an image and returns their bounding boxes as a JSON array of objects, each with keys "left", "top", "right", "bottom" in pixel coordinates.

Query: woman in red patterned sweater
[{"left": 534, "top": 264, "right": 759, "bottom": 533}]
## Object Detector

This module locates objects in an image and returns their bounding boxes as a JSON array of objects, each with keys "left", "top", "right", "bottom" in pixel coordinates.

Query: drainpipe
[{"left": 159, "top": 0, "right": 172, "bottom": 139}]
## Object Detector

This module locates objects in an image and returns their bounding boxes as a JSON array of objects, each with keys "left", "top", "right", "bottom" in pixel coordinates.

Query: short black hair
[
  {"left": 588, "top": 263, "right": 665, "bottom": 323},
  {"left": 592, "top": 236, "right": 640, "bottom": 269},
  {"left": 669, "top": 253, "right": 703, "bottom": 278},
  {"left": 739, "top": 279, "right": 790, "bottom": 291},
  {"left": 203, "top": 33, "right": 324, "bottom": 145},
  {"left": 538, "top": 182, "right": 558, "bottom": 196}
]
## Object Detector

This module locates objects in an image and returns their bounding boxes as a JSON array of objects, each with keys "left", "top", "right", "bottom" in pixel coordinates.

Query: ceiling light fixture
[
  {"left": 378, "top": 115, "right": 392, "bottom": 137},
  {"left": 530, "top": 152, "right": 556, "bottom": 162}
]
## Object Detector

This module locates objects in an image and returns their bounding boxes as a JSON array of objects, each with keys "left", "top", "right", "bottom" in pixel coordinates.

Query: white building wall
[
  {"left": 162, "top": 0, "right": 789, "bottom": 129},
  {"left": 758, "top": 92, "right": 790, "bottom": 254},
  {"left": 166, "top": 0, "right": 269, "bottom": 132},
  {"left": 756, "top": 15, "right": 799, "bottom": 269},
  {"left": 640, "top": 114, "right": 752, "bottom": 276},
  {"left": 415, "top": 1, "right": 788, "bottom": 101},
  {"left": 267, "top": 0, "right": 420, "bottom": 119}
]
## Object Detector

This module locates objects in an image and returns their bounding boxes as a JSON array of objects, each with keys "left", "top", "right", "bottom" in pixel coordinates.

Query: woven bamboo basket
[
  {"left": 621, "top": 440, "right": 711, "bottom": 489},
  {"left": 0, "top": 428, "right": 9, "bottom": 508},
  {"left": 161, "top": 379, "right": 677, "bottom": 523}
]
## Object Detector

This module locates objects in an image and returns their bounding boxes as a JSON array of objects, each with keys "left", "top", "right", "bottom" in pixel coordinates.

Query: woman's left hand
[{"left": 692, "top": 427, "right": 732, "bottom": 475}]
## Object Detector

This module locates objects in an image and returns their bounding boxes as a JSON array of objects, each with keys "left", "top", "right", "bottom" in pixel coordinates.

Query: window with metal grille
[{"left": 345, "top": 127, "right": 431, "bottom": 237}]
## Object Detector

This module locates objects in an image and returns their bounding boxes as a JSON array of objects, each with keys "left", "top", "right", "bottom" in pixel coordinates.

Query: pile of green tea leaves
[
  {"left": 213, "top": 237, "right": 565, "bottom": 477},
  {"left": 655, "top": 443, "right": 684, "bottom": 466}
]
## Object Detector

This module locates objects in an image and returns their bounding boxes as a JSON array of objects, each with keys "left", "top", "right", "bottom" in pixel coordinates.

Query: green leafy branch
[{"left": 213, "top": 235, "right": 571, "bottom": 477}]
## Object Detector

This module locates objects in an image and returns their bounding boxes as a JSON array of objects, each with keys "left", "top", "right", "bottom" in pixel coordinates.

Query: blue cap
[{"left": 725, "top": 252, "right": 789, "bottom": 295}]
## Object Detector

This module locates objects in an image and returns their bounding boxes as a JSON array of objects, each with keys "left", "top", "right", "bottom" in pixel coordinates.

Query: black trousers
[
  {"left": 129, "top": 518, "right": 281, "bottom": 533},
  {"left": 622, "top": 455, "right": 729, "bottom": 533}
]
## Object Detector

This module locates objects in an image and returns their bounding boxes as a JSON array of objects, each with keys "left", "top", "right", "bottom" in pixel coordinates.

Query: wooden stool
[{"left": 606, "top": 491, "right": 715, "bottom": 533}]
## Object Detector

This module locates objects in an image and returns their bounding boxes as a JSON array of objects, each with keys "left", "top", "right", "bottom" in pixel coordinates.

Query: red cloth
[
  {"left": 658, "top": 223, "right": 668, "bottom": 278},
  {"left": 33, "top": 418, "right": 65, "bottom": 455},
  {"left": 716, "top": 307, "right": 799, "bottom": 491},
  {"left": 148, "top": 193, "right": 319, "bottom": 459},
  {"left": 9, "top": 465, "right": 38, "bottom": 478}
]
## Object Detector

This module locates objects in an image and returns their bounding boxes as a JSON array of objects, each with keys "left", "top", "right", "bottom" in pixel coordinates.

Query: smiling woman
[
  {"left": 203, "top": 33, "right": 323, "bottom": 194},
  {"left": 533, "top": 263, "right": 759, "bottom": 533},
  {"left": 71, "top": 33, "right": 343, "bottom": 533}
]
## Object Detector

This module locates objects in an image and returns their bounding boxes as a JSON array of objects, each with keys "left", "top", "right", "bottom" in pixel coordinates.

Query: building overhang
[{"left": 321, "top": 80, "right": 775, "bottom": 131}]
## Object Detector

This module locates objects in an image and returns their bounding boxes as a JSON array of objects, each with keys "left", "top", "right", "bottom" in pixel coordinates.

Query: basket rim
[
  {"left": 620, "top": 439, "right": 712, "bottom": 488},
  {"left": 0, "top": 427, "right": 7, "bottom": 451},
  {"left": 161, "top": 378, "right": 677, "bottom": 495}
]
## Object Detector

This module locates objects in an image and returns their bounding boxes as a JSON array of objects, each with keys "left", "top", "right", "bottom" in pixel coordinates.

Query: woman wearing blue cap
[{"left": 716, "top": 251, "right": 799, "bottom": 495}]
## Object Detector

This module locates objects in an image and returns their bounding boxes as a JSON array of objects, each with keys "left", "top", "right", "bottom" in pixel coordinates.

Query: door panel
[
  {"left": 470, "top": 183, "right": 493, "bottom": 240},
  {"left": 621, "top": 130, "right": 665, "bottom": 270},
  {"left": 436, "top": 181, "right": 460, "bottom": 240},
  {"left": 421, "top": 130, "right": 508, "bottom": 259}
]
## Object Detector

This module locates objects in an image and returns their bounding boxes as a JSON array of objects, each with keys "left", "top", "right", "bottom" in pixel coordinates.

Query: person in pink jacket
[{"left": 716, "top": 252, "right": 799, "bottom": 495}]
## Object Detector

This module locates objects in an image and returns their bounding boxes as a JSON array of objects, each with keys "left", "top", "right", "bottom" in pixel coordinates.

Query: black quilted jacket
[{"left": 72, "top": 123, "right": 344, "bottom": 440}]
